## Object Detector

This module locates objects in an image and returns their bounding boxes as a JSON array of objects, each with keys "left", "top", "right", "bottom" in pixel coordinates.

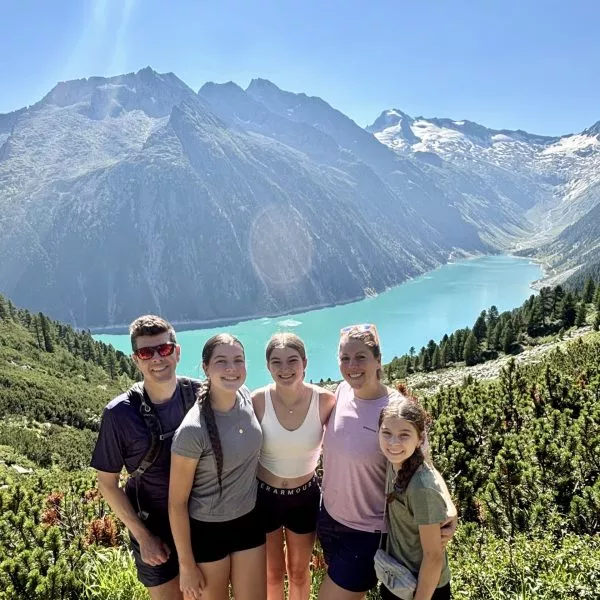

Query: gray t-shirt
[
  {"left": 386, "top": 462, "right": 456, "bottom": 588},
  {"left": 171, "top": 385, "right": 262, "bottom": 522}
]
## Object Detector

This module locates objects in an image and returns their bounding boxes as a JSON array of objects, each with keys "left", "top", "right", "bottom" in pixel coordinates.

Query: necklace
[{"left": 273, "top": 386, "right": 308, "bottom": 414}]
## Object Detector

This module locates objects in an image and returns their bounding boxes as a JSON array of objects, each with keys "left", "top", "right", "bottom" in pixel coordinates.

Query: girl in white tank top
[{"left": 252, "top": 333, "right": 335, "bottom": 600}]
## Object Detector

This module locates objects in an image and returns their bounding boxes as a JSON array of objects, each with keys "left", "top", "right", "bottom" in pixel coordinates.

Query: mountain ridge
[{"left": 1, "top": 67, "right": 599, "bottom": 327}]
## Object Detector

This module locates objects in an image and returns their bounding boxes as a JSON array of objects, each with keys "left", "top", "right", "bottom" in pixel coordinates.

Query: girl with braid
[
  {"left": 377, "top": 398, "right": 456, "bottom": 600},
  {"left": 169, "top": 334, "right": 265, "bottom": 600}
]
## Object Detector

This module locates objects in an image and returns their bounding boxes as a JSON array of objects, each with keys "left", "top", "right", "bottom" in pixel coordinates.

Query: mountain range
[{"left": 0, "top": 67, "right": 598, "bottom": 328}]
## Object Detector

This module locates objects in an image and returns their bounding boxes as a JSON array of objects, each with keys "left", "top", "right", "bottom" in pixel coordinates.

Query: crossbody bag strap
[
  {"left": 380, "top": 499, "right": 390, "bottom": 550},
  {"left": 380, "top": 471, "right": 391, "bottom": 551}
]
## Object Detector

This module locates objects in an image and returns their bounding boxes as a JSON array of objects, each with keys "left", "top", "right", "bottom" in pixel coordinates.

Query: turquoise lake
[{"left": 95, "top": 255, "right": 542, "bottom": 388}]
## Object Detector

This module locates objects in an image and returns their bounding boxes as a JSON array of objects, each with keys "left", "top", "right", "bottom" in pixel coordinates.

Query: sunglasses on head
[
  {"left": 339, "top": 323, "right": 380, "bottom": 345},
  {"left": 133, "top": 342, "right": 176, "bottom": 361}
]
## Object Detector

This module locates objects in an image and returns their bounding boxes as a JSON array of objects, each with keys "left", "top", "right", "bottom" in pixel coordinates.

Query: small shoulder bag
[{"left": 373, "top": 494, "right": 418, "bottom": 599}]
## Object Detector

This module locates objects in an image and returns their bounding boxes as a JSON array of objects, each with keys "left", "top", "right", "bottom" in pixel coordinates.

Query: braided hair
[
  {"left": 199, "top": 333, "right": 245, "bottom": 496},
  {"left": 378, "top": 396, "right": 432, "bottom": 500}
]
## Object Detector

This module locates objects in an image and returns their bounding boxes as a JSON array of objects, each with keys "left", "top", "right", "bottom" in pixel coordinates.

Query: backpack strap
[
  {"left": 128, "top": 383, "right": 163, "bottom": 479},
  {"left": 129, "top": 378, "right": 199, "bottom": 478},
  {"left": 178, "top": 376, "right": 200, "bottom": 412}
]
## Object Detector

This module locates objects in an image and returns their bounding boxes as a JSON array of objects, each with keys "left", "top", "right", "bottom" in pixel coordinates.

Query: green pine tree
[
  {"left": 39, "top": 313, "right": 55, "bottom": 352},
  {"left": 473, "top": 311, "right": 488, "bottom": 343},
  {"left": 560, "top": 291, "right": 577, "bottom": 328},
  {"left": 575, "top": 302, "right": 587, "bottom": 327},
  {"left": 526, "top": 296, "right": 545, "bottom": 337},
  {"left": 502, "top": 321, "right": 516, "bottom": 354},
  {"left": 418, "top": 346, "right": 430, "bottom": 371},
  {"left": 0, "top": 294, "right": 8, "bottom": 321},
  {"left": 582, "top": 277, "right": 595, "bottom": 304},
  {"left": 440, "top": 342, "right": 449, "bottom": 368},
  {"left": 463, "top": 331, "right": 479, "bottom": 366},
  {"left": 432, "top": 346, "right": 442, "bottom": 370}
]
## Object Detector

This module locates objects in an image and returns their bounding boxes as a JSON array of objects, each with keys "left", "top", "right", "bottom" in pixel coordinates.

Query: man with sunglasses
[{"left": 91, "top": 315, "right": 198, "bottom": 600}]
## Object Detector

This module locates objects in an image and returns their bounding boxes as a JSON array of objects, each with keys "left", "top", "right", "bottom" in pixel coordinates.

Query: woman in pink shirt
[{"left": 317, "top": 325, "right": 455, "bottom": 600}]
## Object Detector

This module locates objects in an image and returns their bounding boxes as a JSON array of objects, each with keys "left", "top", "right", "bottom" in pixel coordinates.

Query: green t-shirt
[{"left": 385, "top": 462, "right": 456, "bottom": 588}]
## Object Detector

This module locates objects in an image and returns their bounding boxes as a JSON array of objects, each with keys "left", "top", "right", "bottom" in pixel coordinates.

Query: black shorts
[
  {"left": 380, "top": 582, "right": 451, "bottom": 599},
  {"left": 316, "top": 506, "right": 384, "bottom": 593},
  {"left": 130, "top": 513, "right": 179, "bottom": 588},
  {"left": 256, "top": 475, "right": 321, "bottom": 535},
  {"left": 190, "top": 505, "right": 265, "bottom": 563}
]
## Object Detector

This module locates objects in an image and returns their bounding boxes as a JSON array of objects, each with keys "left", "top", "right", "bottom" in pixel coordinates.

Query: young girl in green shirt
[{"left": 377, "top": 397, "right": 456, "bottom": 600}]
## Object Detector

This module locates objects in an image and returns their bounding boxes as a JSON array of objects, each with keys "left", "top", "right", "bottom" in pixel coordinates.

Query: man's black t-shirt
[{"left": 91, "top": 385, "right": 188, "bottom": 514}]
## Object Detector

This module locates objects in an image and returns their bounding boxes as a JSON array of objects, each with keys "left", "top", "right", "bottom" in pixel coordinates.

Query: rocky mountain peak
[
  {"left": 367, "top": 109, "right": 418, "bottom": 144},
  {"left": 583, "top": 120, "right": 600, "bottom": 138},
  {"left": 36, "top": 67, "right": 196, "bottom": 119}
]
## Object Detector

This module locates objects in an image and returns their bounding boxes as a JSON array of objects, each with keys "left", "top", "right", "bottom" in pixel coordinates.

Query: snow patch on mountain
[
  {"left": 369, "top": 108, "right": 600, "bottom": 239},
  {"left": 541, "top": 133, "right": 600, "bottom": 155}
]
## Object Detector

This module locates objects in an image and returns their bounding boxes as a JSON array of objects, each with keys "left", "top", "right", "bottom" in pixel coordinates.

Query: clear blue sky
[{"left": 1, "top": 0, "right": 599, "bottom": 135}]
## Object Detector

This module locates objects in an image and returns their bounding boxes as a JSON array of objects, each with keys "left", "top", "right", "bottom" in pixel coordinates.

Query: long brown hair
[
  {"left": 379, "top": 397, "right": 432, "bottom": 497},
  {"left": 200, "top": 333, "right": 245, "bottom": 495}
]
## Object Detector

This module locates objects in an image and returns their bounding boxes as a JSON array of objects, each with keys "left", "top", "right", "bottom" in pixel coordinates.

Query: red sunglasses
[{"left": 133, "top": 342, "right": 176, "bottom": 361}]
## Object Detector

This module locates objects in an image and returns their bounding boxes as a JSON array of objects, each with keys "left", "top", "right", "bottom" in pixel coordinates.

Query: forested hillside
[
  {"left": 566, "top": 260, "right": 600, "bottom": 290},
  {"left": 385, "top": 279, "right": 600, "bottom": 379},
  {"left": 0, "top": 294, "right": 599, "bottom": 599},
  {"left": 0, "top": 294, "right": 135, "bottom": 470}
]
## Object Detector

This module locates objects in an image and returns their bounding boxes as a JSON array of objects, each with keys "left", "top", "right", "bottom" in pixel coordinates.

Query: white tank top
[{"left": 259, "top": 386, "right": 324, "bottom": 478}]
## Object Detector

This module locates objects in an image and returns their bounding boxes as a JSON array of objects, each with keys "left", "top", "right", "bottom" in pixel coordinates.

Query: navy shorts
[
  {"left": 316, "top": 506, "right": 384, "bottom": 593},
  {"left": 190, "top": 505, "right": 265, "bottom": 563},
  {"left": 256, "top": 475, "right": 321, "bottom": 535},
  {"left": 130, "top": 513, "right": 179, "bottom": 588}
]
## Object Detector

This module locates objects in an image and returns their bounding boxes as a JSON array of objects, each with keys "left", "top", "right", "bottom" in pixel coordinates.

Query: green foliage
[
  {"left": 0, "top": 299, "right": 135, "bottom": 471},
  {"left": 449, "top": 526, "right": 600, "bottom": 600},
  {"left": 582, "top": 278, "right": 596, "bottom": 304},
  {"left": 463, "top": 331, "right": 479, "bottom": 366},
  {"left": 385, "top": 285, "right": 591, "bottom": 380},
  {"left": 0, "top": 466, "right": 124, "bottom": 600},
  {"left": 575, "top": 302, "right": 588, "bottom": 327},
  {"left": 82, "top": 547, "right": 147, "bottom": 600},
  {"left": 426, "top": 337, "right": 600, "bottom": 537},
  {"left": 565, "top": 261, "right": 600, "bottom": 291},
  {"left": 1, "top": 293, "right": 599, "bottom": 598},
  {"left": 560, "top": 291, "right": 577, "bottom": 328}
]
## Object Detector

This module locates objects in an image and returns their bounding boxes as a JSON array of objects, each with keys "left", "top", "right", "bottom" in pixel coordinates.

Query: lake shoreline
[
  {"left": 95, "top": 254, "right": 544, "bottom": 388},
  {"left": 91, "top": 253, "right": 541, "bottom": 335},
  {"left": 90, "top": 251, "right": 488, "bottom": 334},
  {"left": 89, "top": 290, "right": 373, "bottom": 334}
]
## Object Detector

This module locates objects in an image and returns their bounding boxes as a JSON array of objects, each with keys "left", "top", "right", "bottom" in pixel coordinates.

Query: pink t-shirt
[{"left": 322, "top": 381, "right": 400, "bottom": 532}]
